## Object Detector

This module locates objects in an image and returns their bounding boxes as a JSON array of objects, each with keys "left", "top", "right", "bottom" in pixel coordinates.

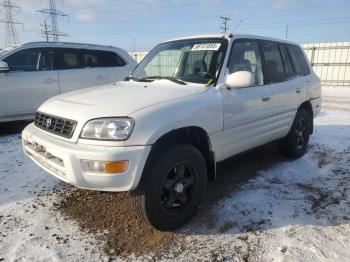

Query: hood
[{"left": 39, "top": 80, "right": 208, "bottom": 121}]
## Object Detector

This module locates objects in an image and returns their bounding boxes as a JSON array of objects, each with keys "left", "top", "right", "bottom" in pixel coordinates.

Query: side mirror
[
  {"left": 225, "top": 71, "right": 254, "bottom": 89},
  {"left": 0, "top": 61, "right": 9, "bottom": 73}
]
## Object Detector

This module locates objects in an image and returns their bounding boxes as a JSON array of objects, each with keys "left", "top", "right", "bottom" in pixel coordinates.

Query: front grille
[{"left": 34, "top": 112, "right": 77, "bottom": 138}]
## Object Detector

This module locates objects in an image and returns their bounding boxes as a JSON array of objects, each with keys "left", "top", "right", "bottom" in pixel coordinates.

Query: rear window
[
  {"left": 261, "top": 42, "right": 286, "bottom": 83},
  {"left": 287, "top": 45, "right": 310, "bottom": 76}
]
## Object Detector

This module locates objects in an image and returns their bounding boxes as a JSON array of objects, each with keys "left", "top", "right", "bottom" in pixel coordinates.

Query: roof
[
  {"left": 163, "top": 33, "right": 299, "bottom": 46},
  {"left": 19, "top": 41, "right": 117, "bottom": 50}
]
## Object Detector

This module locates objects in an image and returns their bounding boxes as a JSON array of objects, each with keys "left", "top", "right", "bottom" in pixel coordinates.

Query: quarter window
[
  {"left": 98, "top": 51, "right": 125, "bottom": 67},
  {"left": 287, "top": 45, "right": 310, "bottom": 76},
  {"left": 228, "top": 40, "right": 264, "bottom": 86},
  {"left": 261, "top": 42, "right": 286, "bottom": 83},
  {"left": 4, "top": 48, "right": 55, "bottom": 72}
]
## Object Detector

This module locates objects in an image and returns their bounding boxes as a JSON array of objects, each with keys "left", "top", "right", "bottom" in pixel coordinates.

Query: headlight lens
[{"left": 80, "top": 118, "right": 134, "bottom": 140}]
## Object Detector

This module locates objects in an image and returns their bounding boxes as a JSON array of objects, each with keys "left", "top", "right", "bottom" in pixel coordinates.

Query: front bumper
[{"left": 22, "top": 123, "right": 151, "bottom": 192}]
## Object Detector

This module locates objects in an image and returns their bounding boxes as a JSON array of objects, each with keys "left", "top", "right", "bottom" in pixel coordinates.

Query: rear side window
[
  {"left": 62, "top": 50, "right": 81, "bottom": 69},
  {"left": 279, "top": 45, "right": 295, "bottom": 79},
  {"left": 4, "top": 48, "right": 55, "bottom": 72},
  {"left": 287, "top": 45, "right": 310, "bottom": 76},
  {"left": 261, "top": 42, "right": 286, "bottom": 83}
]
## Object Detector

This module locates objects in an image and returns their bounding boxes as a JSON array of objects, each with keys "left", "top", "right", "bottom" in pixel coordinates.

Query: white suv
[
  {"left": 0, "top": 42, "right": 136, "bottom": 122},
  {"left": 22, "top": 34, "right": 321, "bottom": 230}
]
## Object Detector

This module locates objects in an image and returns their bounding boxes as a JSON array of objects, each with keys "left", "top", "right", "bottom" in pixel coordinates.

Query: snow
[{"left": 1, "top": 86, "right": 350, "bottom": 261}]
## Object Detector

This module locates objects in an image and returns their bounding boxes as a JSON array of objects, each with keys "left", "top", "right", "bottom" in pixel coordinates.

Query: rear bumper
[{"left": 22, "top": 123, "right": 151, "bottom": 192}]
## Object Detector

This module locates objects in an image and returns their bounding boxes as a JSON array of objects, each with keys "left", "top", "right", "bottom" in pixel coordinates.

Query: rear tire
[
  {"left": 278, "top": 109, "right": 311, "bottom": 158},
  {"left": 132, "top": 144, "right": 207, "bottom": 231}
]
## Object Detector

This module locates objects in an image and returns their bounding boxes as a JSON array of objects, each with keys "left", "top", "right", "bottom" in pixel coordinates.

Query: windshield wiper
[
  {"left": 124, "top": 75, "right": 136, "bottom": 81},
  {"left": 137, "top": 76, "right": 187, "bottom": 85}
]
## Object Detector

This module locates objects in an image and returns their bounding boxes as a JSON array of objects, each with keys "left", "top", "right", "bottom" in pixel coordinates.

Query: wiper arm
[
  {"left": 124, "top": 75, "right": 136, "bottom": 81},
  {"left": 138, "top": 76, "right": 187, "bottom": 85}
]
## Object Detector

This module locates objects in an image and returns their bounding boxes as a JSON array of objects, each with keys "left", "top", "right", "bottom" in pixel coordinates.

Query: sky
[{"left": 0, "top": 0, "right": 350, "bottom": 51}]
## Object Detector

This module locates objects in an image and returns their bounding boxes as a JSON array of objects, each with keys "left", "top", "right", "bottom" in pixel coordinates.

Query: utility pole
[
  {"left": 41, "top": 20, "right": 50, "bottom": 42},
  {"left": 220, "top": 16, "right": 230, "bottom": 33},
  {"left": 38, "top": 0, "right": 69, "bottom": 42},
  {"left": 285, "top": 25, "right": 290, "bottom": 39},
  {"left": 0, "top": 0, "right": 22, "bottom": 47},
  {"left": 133, "top": 39, "right": 136, "bottom": 52}
]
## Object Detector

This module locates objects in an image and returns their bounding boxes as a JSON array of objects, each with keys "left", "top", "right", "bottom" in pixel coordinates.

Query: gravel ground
[{"left": 0, "top": 86, "right": 350, "bottom": 261}]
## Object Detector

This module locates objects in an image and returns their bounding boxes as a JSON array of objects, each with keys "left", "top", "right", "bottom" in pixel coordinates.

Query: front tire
[
  {"left": 132, "top": 144, "right": 207, "bottom": 231},
  {"left": 278, "top": 109, "right": 311, "bottom": 158}
]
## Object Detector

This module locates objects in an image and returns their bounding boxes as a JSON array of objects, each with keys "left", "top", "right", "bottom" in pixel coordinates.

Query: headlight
[{"left": 80, "top": 118, "right": 134, "bottom": 140}]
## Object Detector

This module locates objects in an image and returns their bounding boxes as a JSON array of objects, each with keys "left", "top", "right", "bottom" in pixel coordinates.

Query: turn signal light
[
  {"left": 105, "top": 161, "right": 128, "bottom": 174},
  {"left": 81, "top": 160, "right": 129, "bottom": 174}
]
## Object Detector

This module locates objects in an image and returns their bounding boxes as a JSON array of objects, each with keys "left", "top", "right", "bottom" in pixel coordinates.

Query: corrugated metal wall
[{"left": 130, "top": 42, "right": 350, "bottom": 86}]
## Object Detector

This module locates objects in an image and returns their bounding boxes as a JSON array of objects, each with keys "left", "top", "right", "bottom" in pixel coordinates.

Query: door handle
[
  {"left": 96, "top": 75, "right": 107, "bottom": 80},
  {"left": 262, "top": 95, "right": 270, "bottom": 102},
  {"left": 42, "top": 78, "right": 57, "bottom": 84},
  {"left": 296, "top": 87, "right": 302, "bottom": 94}
]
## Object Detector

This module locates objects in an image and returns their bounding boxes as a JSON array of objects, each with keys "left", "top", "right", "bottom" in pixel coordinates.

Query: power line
[
  {"left": 38, "top": 0, "right": 69, "bottom": 42},
  {"left": 0, "top": 0, "right": 22, "bottom": 47},
  {"left": 220, "top": 16, "right": 230, "bottom": 33}
]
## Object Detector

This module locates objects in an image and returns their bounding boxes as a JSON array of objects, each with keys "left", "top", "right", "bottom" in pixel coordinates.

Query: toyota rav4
[{"left": 22, "top": 33, "right": 321, "bottom": 231}]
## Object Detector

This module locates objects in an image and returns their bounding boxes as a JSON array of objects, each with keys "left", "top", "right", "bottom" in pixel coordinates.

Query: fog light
[{"left": 81, "top": 160, "right": 128, "bottom": 174}]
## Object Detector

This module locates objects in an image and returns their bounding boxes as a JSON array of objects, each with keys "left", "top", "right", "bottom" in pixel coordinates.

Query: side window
[
  {"left": 261, "top": 42, "right": 286, "bottom": 83},
  {"left": 4, "top": 49, "right": 41, "bottom": 72},
  {"left": 62, "top": 49, "right": 81, "bottom": 69},
  {"left": 287, "top": 45, "right": 310, "bottom": 76},
  {"left": 279, "top": 45, "right": 295, "bottom": 79},
  {"left": 38, "top": 49, "right": 55, "bottom": 71},
  {"left": 97, "top": 51, "right": 126, "bottom": 67},
  {"left": 82, "top": 51, "right": 99, "bottom": 68},
  {"left": 228, "top": 40, "right": 264, "bottom": 86}
]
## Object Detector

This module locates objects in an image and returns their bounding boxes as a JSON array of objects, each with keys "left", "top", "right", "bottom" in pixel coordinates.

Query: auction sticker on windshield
[{"left": 191, "top": 43, "right": 221, "bottom": 51}]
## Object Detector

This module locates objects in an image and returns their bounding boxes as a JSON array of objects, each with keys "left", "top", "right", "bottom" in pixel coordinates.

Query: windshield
[{"left": 131, "top": 38, "right": 228, "bottom": 85}]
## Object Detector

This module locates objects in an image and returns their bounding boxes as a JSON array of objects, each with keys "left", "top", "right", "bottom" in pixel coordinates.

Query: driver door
[{"left": 221, "top": 39, "right": 274, "bottom": 159}]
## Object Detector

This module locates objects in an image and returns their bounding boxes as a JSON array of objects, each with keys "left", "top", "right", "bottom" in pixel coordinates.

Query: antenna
[
  {"left": 285, "top": 25, "right": 290, "bottom": 39},
  {"left": 38, "top": 0, "right": 69, "bottom": 42},
  {"left": 0, "top": 0, "right": 23, "bottom": 47},
  {"left": 220, "top": 16, "right": 230, "bottom": 33}
]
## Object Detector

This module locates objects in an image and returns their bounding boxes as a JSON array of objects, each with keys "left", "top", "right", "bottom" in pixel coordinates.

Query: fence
[
  {"left": 302, "top": 42, "right": 350, "bottom": 87},
  {"left": 130, "top": 42, "right": 350, "bottom": 87}
]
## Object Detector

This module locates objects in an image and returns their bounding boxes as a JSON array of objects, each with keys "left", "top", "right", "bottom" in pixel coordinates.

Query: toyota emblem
[{"left": 45, "top": 118, "right": 52, "bottom": 128}]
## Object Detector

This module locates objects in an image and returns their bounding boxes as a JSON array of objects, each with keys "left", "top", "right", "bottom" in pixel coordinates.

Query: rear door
[
  {"left": 222, "top": 39, "right": 274, "bottom": 159},
  {"left": 57, "top": 48, "right": 109, "bottom": 94},
  {"left": 0, "top": 48, "right": 59, "bottom": 118},
  {"left": 260, "top": 41, "right": 299, "bottom": 139},
  {"left": 287, "top": 44, "right": 313, "bottom": 105}
]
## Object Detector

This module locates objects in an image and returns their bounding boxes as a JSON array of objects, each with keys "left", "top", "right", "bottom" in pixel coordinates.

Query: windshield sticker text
[{"left": 191, "top": 43, "right": 221, "bottom": 51}]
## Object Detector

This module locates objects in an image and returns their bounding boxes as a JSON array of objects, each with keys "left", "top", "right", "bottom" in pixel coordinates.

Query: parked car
[
  {"left": 22, "top": 34, "right": 321, "bottom": 230},
  {"left": 0, "top": 42, "right": 136, "bottom": 122}
]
